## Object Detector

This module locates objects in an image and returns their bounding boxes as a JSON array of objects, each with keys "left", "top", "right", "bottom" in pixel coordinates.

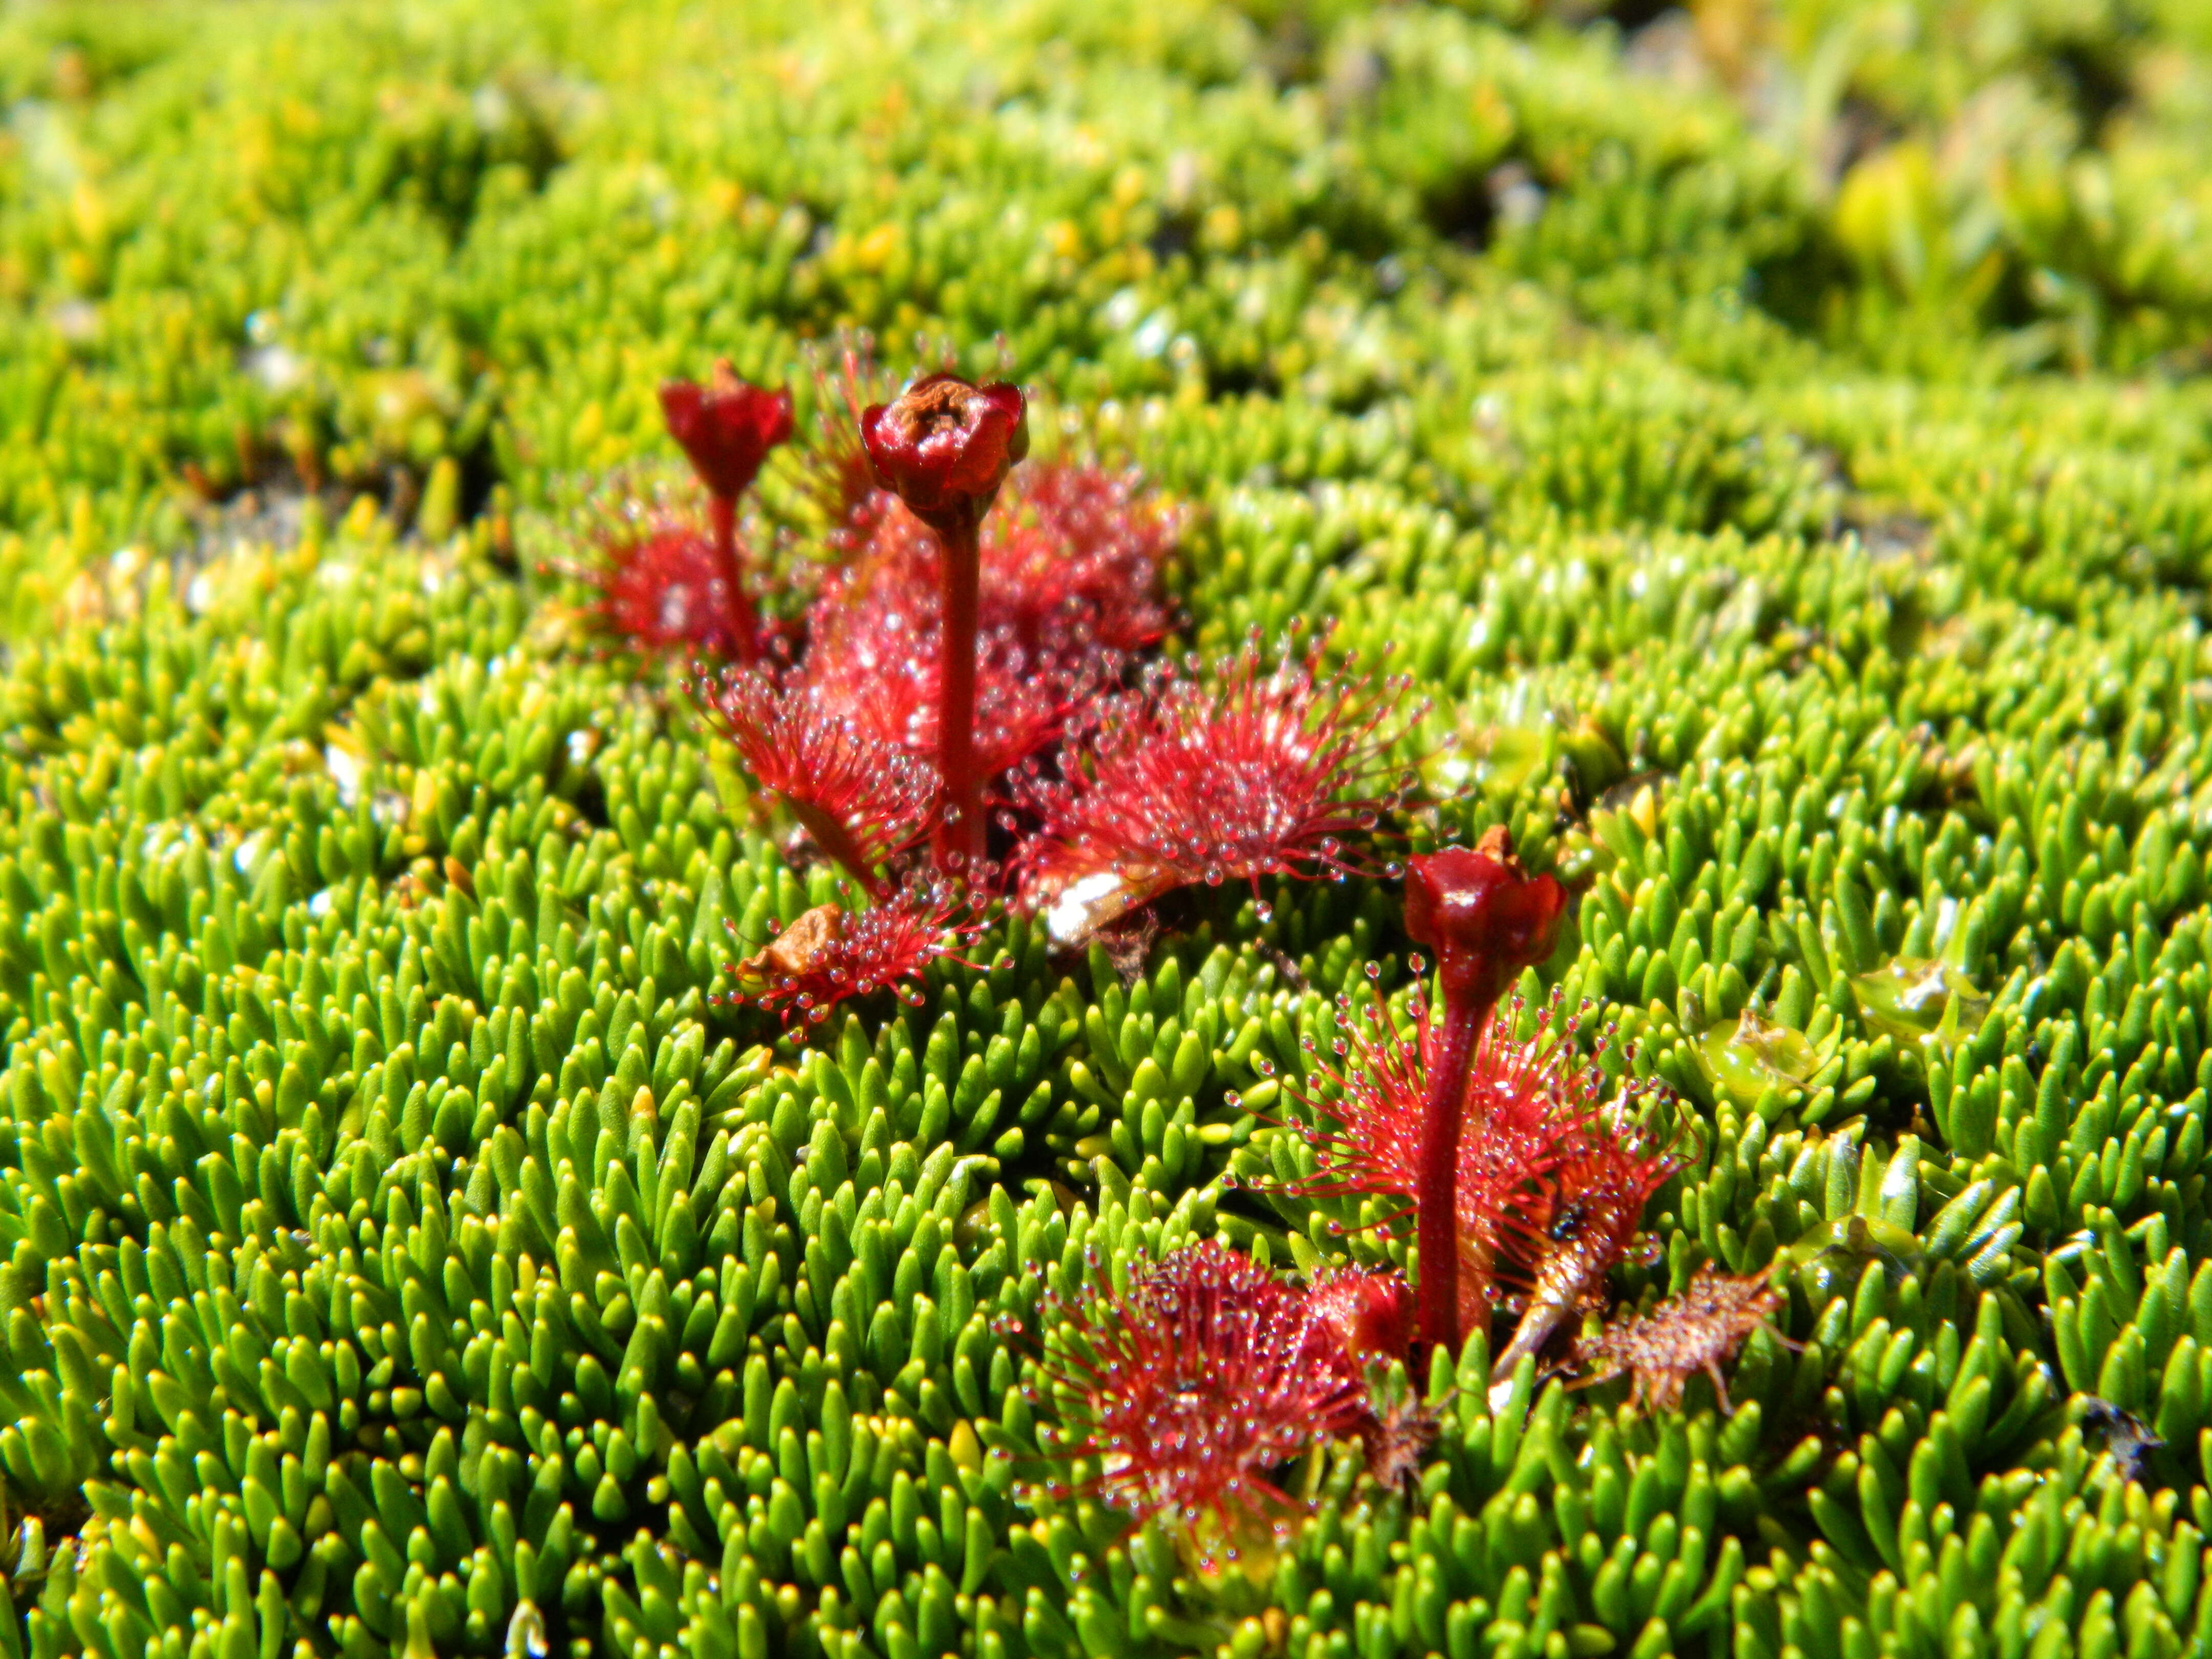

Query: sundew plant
[{"left": 7, "top": 2, "right": 2212, "bottom": 1658}]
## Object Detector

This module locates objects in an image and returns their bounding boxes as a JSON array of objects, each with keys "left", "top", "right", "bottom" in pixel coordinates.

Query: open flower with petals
[
  {"left": 714, "top": 875, "right": 979, "bottom": 1031},
  {"left": 1024, "top": 1242, "right": 1379, "bottom": 1564},
  {"left": 1018, "top": 628, "right": 1413, "bottom": 944},
  {"left": 862, "top": 373, "right": 1029, "bottom": 537}
]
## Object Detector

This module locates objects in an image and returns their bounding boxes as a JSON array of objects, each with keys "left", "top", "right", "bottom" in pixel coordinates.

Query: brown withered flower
[{"left": 1575, "top": 1262, "right": 1785, "bottom": 1415}]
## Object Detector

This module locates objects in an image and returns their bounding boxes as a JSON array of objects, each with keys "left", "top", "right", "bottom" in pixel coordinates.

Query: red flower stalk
[
  {"left": 802, "top": 512, "right": 1079, "bottom": 782},
  {"left": 1402, "top": 831, "right": 1567, "bottom": 1359},
  {"left": 1017, "top": 628, "right": 1414, "bottom": 946},
  {"left": 1024, "top": 1242, "right": 1375, "bottom": 1562},
  {"left": 1273, "top": 981, "right": 1649, "bottom": 1339},
  {"left": 551, "top": 517, "right": 750, "bottom": 660},
  {"left": 691, "top": 665, "right": 937, "bottom": 889},
  {"left": 659, "top": 361, "right": 796, "bottom": 662},
  {"left": 862, "top": 373, "right": 1029, "bottom": 873},
  {"left": 714, "top": 875, "right": 980, "bottom": 1031},
  {"left": 1573, "top": 1263, "right": 1785, "bottom": 1416}
]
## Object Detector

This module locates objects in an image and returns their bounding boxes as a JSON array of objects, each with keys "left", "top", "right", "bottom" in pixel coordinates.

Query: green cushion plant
[{"left": 5, "top": 2, "right": 2212, "bottom": 1656}]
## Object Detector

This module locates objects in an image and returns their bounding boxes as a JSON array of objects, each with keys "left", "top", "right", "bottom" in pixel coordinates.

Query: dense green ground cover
[{"left": 6, "top": 0, "right": 2212, "bottom": 1655}]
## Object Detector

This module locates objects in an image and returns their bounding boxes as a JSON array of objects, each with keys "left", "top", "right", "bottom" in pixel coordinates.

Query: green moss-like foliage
[{"left": 5, "top": 2, "right": 2212, "bottom": 1657}]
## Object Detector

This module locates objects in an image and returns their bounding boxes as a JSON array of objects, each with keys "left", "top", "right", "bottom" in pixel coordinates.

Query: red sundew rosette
[
  {"left": 981, "top": 461, "right": 1177, "bottom": 666},
  {"left": 548, "top": 514, "right": 743, "bottom": 662},
  {"left": 1266, "top": 976, "right": 1629, "bottom": 1345},
  {"left": 1401, "top": 832, "right": 1566, "bottom": 1359},
  {"left": 688, "top": 664, "right": 939, "bottom": 892},
  {"left": 1015, "top": 628, "right": 1407, "bottom": 946},
  {"left": 714, "top": 877, "right": 980, "bottom": 1034},
  {"left": 1025, "top": 1242, "right": 1377, "bottom": 1571},
  {"left": 860, "top": 373, "right": 1030, "bottom": 871}
]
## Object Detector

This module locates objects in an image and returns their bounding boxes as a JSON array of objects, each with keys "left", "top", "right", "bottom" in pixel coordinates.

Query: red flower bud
[
  {"left": 1403, "top": 834, "right": 1566, "bottom": 1006},
  {"left": 658, "top": 362, "right": 795, "bottom": 501},
  {"left": 860, "top": 373, "right": 1028, "bottom": 535}
]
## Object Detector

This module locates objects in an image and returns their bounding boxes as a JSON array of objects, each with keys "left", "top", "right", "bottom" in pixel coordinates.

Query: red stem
[
  {"left": 1415, "top": 965, "right": 1496, "bottom": 1360},
  {"left": 932, "top": 512, "right": 985, "bottom": 874},
  {"left": 708, "top": 493, "right": 759, "bottom": 665}
]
